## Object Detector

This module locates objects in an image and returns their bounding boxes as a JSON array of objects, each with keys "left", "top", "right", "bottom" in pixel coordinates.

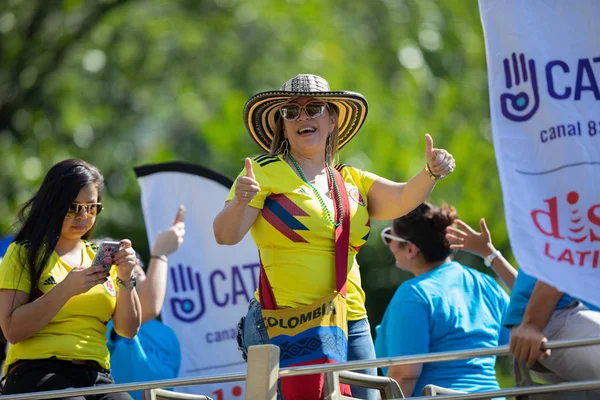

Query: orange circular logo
[{"left": 104, "top": 278, "right": 116, "bottom": 296}]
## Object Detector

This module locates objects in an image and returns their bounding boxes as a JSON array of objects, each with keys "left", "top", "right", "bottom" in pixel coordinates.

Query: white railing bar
[
  {"left": 0, "top": 372, "right": 247, "bottom": 400},
  {"left": 1, "top": 336, "right": 599, "bottom": 400},
  {"left": 279, "top": 337, "right": 600, "bottom": 377},
  {"left": 412, "top": 379, "right": 600, "bottom": 399}
]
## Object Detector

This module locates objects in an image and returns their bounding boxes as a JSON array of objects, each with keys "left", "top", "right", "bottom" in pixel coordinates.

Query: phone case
[{"left": 92, "top": 241, "right": 121, "bottom": 272}]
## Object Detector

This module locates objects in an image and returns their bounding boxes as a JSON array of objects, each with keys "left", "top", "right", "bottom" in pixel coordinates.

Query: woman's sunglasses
[
  {"left": 380, "top": 227, "right": 410, "bottom": 246},
  {"left": 279, "top": 101, "right": 328, "bottom": 121},
  {"left": 65, "top": 202, "right": 103, "bottom": 218}
]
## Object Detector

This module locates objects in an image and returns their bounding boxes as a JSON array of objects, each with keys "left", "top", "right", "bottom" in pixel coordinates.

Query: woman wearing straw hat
[{"left": 213, "top": 74, "right": 455, "bottom": 399}]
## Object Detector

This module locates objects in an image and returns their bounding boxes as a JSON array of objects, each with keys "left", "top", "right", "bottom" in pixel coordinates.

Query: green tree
[{"left": 0, "top": 0, "right": 514, "bottom": 387}]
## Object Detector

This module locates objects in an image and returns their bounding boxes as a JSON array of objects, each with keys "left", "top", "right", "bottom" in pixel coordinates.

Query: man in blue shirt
[{"left": 506, "top": 271, "right": 600, "bottom": 397}]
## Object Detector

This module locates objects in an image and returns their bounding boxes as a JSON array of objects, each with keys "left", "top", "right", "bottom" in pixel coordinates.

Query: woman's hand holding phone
[
  {"left": 112, "top": 239, "right": 139, "bottom": 281},
  {"left": 60, "top": 265, "right": 108, "bottom": 297}
]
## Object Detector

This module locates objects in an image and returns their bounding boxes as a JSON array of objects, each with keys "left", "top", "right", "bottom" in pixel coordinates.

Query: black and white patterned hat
[{"left": 243, "top": 74, "right": 368, "bottom": 152}]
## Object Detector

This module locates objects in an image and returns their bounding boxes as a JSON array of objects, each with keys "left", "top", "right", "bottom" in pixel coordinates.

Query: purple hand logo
[
  {"left": 170, "top": 263, "right": 206, "bottom": 323},
  {"left": 500, "top": 53, "right": 540, "bottom": 122}
]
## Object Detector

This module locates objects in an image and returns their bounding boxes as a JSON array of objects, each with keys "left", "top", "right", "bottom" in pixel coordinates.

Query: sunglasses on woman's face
[
  {"left": 65, "top": 202, "right": 103, "bottom": 218},
  {"left": 279, "top": 101, "right": 328, "bottom": 121},
  {"left": 380, "top": 227, "right": 410, "bottom": 246}
]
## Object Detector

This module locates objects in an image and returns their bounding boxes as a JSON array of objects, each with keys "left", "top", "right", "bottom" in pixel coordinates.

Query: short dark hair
[
  {"left": 392, "top": 202, "right": 458, "bottom": 263},
  {"left": 14, "top": 159, "right": 104, "bottom": 301}
]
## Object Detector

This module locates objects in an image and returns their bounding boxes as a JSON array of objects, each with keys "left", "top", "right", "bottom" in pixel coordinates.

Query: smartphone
[{"left": 91, "top": 241, "right": 121, "bottom": 272}]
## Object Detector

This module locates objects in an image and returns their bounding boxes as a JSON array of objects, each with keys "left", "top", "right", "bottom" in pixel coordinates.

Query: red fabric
[
  {"left": 330, "top": 168, "right": 350, "bottom": 296},
  {"left": 280, "top": 358, "right": 352, "bottom": 400},
  {"left": 258, "top": 257, "right": 277, "bottom": 310}
]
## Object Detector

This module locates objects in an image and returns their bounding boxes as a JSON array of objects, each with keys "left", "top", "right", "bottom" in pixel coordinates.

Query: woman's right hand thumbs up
[{"left": 235, "top": 158, "right": 260, "bottom": 204}]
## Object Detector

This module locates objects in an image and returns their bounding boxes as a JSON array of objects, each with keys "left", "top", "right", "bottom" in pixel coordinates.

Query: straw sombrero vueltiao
[{"left": 243, "top": 74, "right": 369, "bottom": 152}]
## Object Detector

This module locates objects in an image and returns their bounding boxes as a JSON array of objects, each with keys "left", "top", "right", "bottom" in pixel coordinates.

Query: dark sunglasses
[
  {"left": 380, "top": 227, "right": 410, "bottom": 246},
  {"left": 65, "top": 202, "right": 103, "bottom": 218},
  {"left": 279, "top": 101, "right": 328, "bottom": 121}
]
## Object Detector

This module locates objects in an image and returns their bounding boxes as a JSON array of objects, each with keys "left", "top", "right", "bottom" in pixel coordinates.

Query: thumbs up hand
[
  {"left": 235, "top": 158, "right": 261, "bottom": 204},
  {"left": 425, "top": 134, "right": 455, "bottom": 180}
]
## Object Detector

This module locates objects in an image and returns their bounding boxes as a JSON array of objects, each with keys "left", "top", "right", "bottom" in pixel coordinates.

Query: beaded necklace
[{"left": 288, "top": 153, "right": 343, "bottom": 227}]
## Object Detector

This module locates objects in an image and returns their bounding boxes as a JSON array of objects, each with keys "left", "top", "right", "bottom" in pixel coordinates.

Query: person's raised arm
[
  {"left": 0, "top": 265, "right": 108, "bottom": 343},
  {"left": 510, "top": 280, "right": 563, "bottom": 367},
  {"left": 213, "top": 158, "right": 261, "bottom": 245},
  {"left": 367, "top": 134, "right": 455, "bottom": 220},
  {"left": 446, "top": 218, "right": 517, "bottom": 289},
  {"left": 138, "top": 206, "right": 186, "bottom": 323}
]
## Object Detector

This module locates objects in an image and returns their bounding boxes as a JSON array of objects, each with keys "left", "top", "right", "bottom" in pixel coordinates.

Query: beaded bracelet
[
  {"left": 150, "top": 254, "right": 168, "bottom": 262},
  {"left": 425, "top": 163, "right": 444, "bottom": 181}
]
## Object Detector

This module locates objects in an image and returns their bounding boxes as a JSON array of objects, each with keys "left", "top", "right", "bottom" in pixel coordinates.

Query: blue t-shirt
[
  {"left": 503, "top": 271, "right": 600, "bottom": 327},
  {"left": 375, "top": 262, "right": 510, "bottom": 396},
  {"left": 107, "top": 319, "right": 181, "bottom": 400},
  {"left": 0, "top": 235, "right": 14, "bottom": 258}
]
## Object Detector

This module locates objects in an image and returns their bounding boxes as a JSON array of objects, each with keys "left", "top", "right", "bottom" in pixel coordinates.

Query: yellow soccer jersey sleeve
[
  {"left": 0, "top": 241, "right": 119, "bottom": 374},
  {"left": 0, "top": 243, "right": 32, "bottom": 293},
  {"left": 225, "top": 154, "right": 380, "bottom": 320}
]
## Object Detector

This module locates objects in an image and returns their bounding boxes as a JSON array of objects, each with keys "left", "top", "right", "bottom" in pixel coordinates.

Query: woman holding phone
[{"left": 0, "top": 159, "right": 141, "bottom": 399}]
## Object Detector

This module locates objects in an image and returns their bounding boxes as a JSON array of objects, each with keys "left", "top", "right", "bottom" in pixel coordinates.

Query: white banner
[
  {"left": 135, "top": 162, "right": 259, "bottom": 399},
  {"left": 479, "top": 1, "right": 600, "bottom": 306}
]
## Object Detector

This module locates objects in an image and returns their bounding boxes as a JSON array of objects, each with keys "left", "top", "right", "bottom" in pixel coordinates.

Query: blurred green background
[{"left": 0, "top": 0, "right": 516, "bottom": 390}]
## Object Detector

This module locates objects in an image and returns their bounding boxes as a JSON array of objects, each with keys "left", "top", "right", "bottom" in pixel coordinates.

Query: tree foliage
[{"left": 0, "top": 0, "right": 513, "bottom": 385}]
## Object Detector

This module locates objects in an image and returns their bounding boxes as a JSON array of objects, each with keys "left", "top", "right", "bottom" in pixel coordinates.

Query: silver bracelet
[
  {"left": 116, "top": 275, "right": 137, "bottom": 289},
  {"left": 483, "top": 250, "right": 502, "bottom": 268}
]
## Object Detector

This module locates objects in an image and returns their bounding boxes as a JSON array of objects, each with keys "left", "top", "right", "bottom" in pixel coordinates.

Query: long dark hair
[
  {"left": 392, "top": 202, "right": 458, "bottom": 263},
  {"left": 13, "top": 159, "right": 104, "bottom": 301}
]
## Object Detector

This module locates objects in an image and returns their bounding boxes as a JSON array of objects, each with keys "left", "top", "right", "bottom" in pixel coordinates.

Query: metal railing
[
  {"left": 0, "top": 373, "right": 247, "bottom": 400},
  {"left": 1, "top": 337, "right": 599, "bottom": 399},
  {"left": 279, "top": 337, "right": 600, "bottom": 378},
  {"left": 414, "top": 380, "right": 600, "bottom": 399}
]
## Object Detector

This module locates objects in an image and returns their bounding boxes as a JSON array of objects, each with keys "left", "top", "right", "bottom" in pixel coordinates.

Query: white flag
[
  {"left": 479, "top": 0, "right": 600, "bottom": 306},
  {"left": 135, "top": 162, "right": 259, "bottom": 399}
]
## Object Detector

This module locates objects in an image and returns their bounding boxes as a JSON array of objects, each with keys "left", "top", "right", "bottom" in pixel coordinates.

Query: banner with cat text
[
  {"left": 135, "top": 162, "right": 259, "bottom": 399},
  {"left": 479, "top": 0, "right": 600, "bottom": 306}
]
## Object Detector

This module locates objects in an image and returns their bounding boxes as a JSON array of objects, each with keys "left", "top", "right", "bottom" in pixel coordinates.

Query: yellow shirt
[
  {"left": 226, "top": 154, "right": 378, "bottom": 320},
  {"left": 0, "top": 240, "right": 119, "bottom": 375}
]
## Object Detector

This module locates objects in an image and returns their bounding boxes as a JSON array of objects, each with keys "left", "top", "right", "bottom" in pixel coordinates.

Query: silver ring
[{"left": 244, "top": 191, "right": 248, "bottom": 198}]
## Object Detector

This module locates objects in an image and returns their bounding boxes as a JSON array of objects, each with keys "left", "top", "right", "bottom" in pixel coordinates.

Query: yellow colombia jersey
[
  {"left": 0, "top": 240, "right": 119, "bottom": 375},
  {"left": 226, "top": 154, "right": 379, "bottom": 321}
]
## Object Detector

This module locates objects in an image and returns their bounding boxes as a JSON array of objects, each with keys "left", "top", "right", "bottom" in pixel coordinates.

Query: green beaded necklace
[{"left": 288, "top": 153, "right": 343, "bottom": 227}]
